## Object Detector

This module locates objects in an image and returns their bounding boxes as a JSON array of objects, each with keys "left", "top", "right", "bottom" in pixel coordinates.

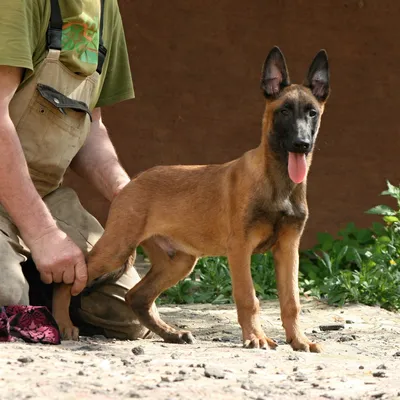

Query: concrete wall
[{"left": 65, "top": 0, "right": 400, "bottom": 248}]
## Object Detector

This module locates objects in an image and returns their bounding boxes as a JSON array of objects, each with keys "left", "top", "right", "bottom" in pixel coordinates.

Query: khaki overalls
[{"left": 0, "top": 0, "right": 150, "bottom": 340}]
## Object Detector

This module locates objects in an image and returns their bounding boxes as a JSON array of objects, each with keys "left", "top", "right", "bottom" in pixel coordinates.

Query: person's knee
[
  {"left": 0, "top": 269, "right": 29, "bottom": 306},
  {"left": 70, "top": 265, "right": 154, "bottom": 340}
]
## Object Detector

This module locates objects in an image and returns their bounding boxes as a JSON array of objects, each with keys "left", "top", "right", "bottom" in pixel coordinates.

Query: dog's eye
[
  {"left": 308, "top": 109, "right": 317, "bottom": 118},
  {"left": 280, "top": 109, "right": 290, "bottom": 117}
]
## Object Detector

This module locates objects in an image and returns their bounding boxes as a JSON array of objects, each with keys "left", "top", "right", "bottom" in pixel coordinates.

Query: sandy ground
[{"left": 1, "top": 298, "right": 400, "bottom": 400}]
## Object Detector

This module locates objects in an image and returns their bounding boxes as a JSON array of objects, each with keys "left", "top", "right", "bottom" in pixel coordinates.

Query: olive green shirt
[{"left": 0, "top": 0, "right": 135, "bottom": 108}]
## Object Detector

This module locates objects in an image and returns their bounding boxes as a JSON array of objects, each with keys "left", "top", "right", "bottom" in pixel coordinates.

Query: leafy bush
[
  {"left": 155, "top": 181, "right": 400, "bottom": 311},
  {"left": 157, "top": 254, "right": 277, "bottom": 305},
  {"left": 300, "top": 180, "right": 400, "bottom": 311}
]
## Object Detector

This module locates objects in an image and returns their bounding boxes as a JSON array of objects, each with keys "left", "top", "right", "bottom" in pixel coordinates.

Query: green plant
[
  {"left": 299, "top": 180, "right": 400, "bottom": 311},
  {"left": 157, "top": 253, "right": 277, "bottom": 305}
]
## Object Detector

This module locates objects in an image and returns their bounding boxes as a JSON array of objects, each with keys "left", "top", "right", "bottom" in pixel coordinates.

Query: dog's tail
[{"left": 81, "top": 256, "right": 133, "bottom": 296}]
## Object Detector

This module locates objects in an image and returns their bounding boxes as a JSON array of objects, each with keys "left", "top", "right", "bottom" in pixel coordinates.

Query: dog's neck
[{"left": 256, "top": 115, "right": 309, "bottom": 203}]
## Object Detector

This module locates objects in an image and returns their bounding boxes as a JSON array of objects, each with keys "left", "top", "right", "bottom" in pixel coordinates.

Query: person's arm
[
  {"left": 0, "top": 65, "right": 87, "bottom": 295},
  {"left": 70, "top": 107, "right": 131, "bottom": 201}
]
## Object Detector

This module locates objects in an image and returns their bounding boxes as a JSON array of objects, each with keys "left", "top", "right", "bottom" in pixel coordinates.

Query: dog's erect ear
[
  {"left": 304, "top": 49, "right": 330, "bottom": 102},
  {"left": 261, "top": 46, "right": 290, "bottom": 98}
]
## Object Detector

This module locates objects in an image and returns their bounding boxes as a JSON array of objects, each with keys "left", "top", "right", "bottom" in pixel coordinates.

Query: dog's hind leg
[{"left": 125, "top": 238, "right": 197, "bottom": 344}]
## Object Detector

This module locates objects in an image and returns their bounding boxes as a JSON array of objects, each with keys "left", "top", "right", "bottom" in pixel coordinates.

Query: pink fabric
[{"left": 0, "top": 306, "right": 60, "bottom": 345}]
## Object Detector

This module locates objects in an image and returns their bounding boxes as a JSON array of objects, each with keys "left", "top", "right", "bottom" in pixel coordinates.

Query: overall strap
[
  {"left": 46, "top": 0, "right": 108, "bottom": 74},
  {"left": 47, "top": 0, "right": 63, "bottom": 51}
]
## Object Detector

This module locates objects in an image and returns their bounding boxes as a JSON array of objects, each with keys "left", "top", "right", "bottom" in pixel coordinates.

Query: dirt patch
[{"left": 1, "top": 298, "right": 399, "bottom": 399}]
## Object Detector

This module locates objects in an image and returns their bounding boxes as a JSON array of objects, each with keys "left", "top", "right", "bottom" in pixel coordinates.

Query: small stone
[
  {"left": 359, "top": 365, "right": 364, "bottom": 370},
  {"left": 121, "top": 359, "right": 131, "bottom": 367},
  {"left": 272, "top": 338, "right": 286, "bottom": 345},
  {"left": 345, "top": 320, "right": 354, "bottom": 324},
  {"left": 17, "top": 357, "right": 34, "bottom": 364},
  {"left": 212, "top": 336, "right": 231, "bottom": 342},
  {"left": 376, "top": 364, "right": 387, "bottom": 370},
  {"left": 316, "top": 365, "right": 324, "bottom": 371},
  {"left": 255, "top": 363, "right": 267, "bottom": 369},
  {"left": 293, "top": 366, "right": 298, "bottom": 372},
  {"left": 392, "top": 351, "right": 400, "bottom": 357},
  {"left": 179, "top": 369, "right": 187, "bottom": 375},
  {"left": 371, "top": 393, "right": 385, "bottom": 399},
  {"left": 77, "top": 371, "right": 84, "bottom": 376},
  {"left": 294, "top": 372, "right": 307, "bottom": 382},
  {"left": 204, "top": 367, "right": 226, "bottom": 379},
  {"left": 174, "top": 376, "right": 185, "bottom": 382},
  {"left": 170, "top": 353, "right": 179, "bottom": 359},
  {"left": 131, "top": 346, "right": 144, "bottom": 356},
  {"left": 128, "top": 391, "right": 141, "bottom": 398},
  {"left": 241, "top": 382, "right": 250, "bottom": 390},
  {"left": 248, "top": 369, "right": 257, "bottom": 374},
  {"left": 311, "top": 383, "right": 319, "bottom": 388},
  {"left": 287, "top": 355, "right": 299, "bottom": 361},
  {"left": 319, "top": 324, "right": 344, "bottom": 331},
  {"left": 92, "top": 335, "right": 107, "bottom": 340},
  {"left": 372, "top": 371, "right": 387, "bottom": 378},
  {"left": 161, "top": 376, "right": 172, "bottom": 383},
  {"left": 337, "top": 335, "right": 355, "bottom": 342}
]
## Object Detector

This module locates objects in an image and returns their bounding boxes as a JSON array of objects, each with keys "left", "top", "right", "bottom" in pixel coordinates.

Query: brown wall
[{"left": 65, "top": 0, "right": 400, "bottom": 248}]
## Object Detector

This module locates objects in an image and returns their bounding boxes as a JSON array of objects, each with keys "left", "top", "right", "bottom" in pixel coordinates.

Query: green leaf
[
  {"left": 381, "top": 180, "right": 400, "bottom": 199},
  {"left": 378, "top": 236, "right": 391, "bottom": 244},
  {"left": 317, "top": 232, "right": 334, "bottom": 247},
  {"left": 334, "top": 245, "right": 348, "bottom": 271},
  {"left": 383, "top": 216, "right": 399, "bottom": 223},
  {"left": 365, "top": 205, "right": 396, "bottom": 216},
  {"left": 356, "top": 228, "right": 373, "bottom": 243},
  {"left": 372, "top": 222, "right": 387, "bottom": 236}
]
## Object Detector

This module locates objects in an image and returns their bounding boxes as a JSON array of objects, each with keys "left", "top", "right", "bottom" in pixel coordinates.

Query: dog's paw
[
  {"left": 59, "top": 324, "right": 80, "bottom": 341},
  {"left": 164, "top": 330, "right": 195, "bottom": 344},
  {"left": 289, "top": 336, "right": 322, "bottom": 353},
  {"left": 243, "top": 333, "right": 278, "bottom": 350}
]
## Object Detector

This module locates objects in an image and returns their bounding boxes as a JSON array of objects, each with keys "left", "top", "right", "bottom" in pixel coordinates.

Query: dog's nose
[{"left": 293, "top": 139, "right": 311, "bottom": 152}]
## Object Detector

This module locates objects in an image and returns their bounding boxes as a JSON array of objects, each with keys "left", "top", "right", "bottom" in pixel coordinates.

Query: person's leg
[
  {"left": 0, "top": 215, "right": 30, "bottom": 306},
  {"left": 42, "top": 186, "right": 152, "bottom": 340}
]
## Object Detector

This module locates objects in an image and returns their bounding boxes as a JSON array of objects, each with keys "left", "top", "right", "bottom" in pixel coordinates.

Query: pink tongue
[{"left": 288, "top": 152, "right": 307, "bottom": 184}]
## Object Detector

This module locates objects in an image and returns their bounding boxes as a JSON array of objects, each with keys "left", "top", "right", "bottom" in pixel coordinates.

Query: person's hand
[{"left": 27, "top": 226, "right": 88, "bottom": 296}]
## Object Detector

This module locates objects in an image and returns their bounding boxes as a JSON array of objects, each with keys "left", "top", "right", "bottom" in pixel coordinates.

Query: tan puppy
[{"left": 53, "top": 46, "right": 330, "bottom": 352}]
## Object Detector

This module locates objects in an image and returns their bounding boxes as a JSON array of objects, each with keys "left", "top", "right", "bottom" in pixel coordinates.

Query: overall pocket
[{"left": 16, "top": 84, "right": 92, "bottom": 171}]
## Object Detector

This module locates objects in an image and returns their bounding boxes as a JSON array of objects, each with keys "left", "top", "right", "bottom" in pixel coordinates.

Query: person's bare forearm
[
  {"left": 70, "top": 108, "right": 130, "bottom": 202},
  {"left": 0, "top": 73, "right": 57, "bottom": 246}
]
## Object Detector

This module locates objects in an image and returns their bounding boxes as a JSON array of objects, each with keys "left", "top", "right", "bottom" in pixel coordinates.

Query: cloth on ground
[{"left": 0, "top": 305, "right": 60, "bottom": 344}]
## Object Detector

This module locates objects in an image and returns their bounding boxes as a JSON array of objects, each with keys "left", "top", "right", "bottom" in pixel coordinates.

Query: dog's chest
[{"left": 249, "top": 198, "right": 307, "bottom": 254}]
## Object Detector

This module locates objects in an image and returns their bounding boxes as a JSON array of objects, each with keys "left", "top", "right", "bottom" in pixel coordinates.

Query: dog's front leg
[
  {"left": 52, "top": 283, "right": 79, "bottom": 340},
  {"left": 272, "top": 226, "right": 322, "bottom": 353},
  {"left": 228, "top": 247, "right": 277, "bottom": 350}
]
